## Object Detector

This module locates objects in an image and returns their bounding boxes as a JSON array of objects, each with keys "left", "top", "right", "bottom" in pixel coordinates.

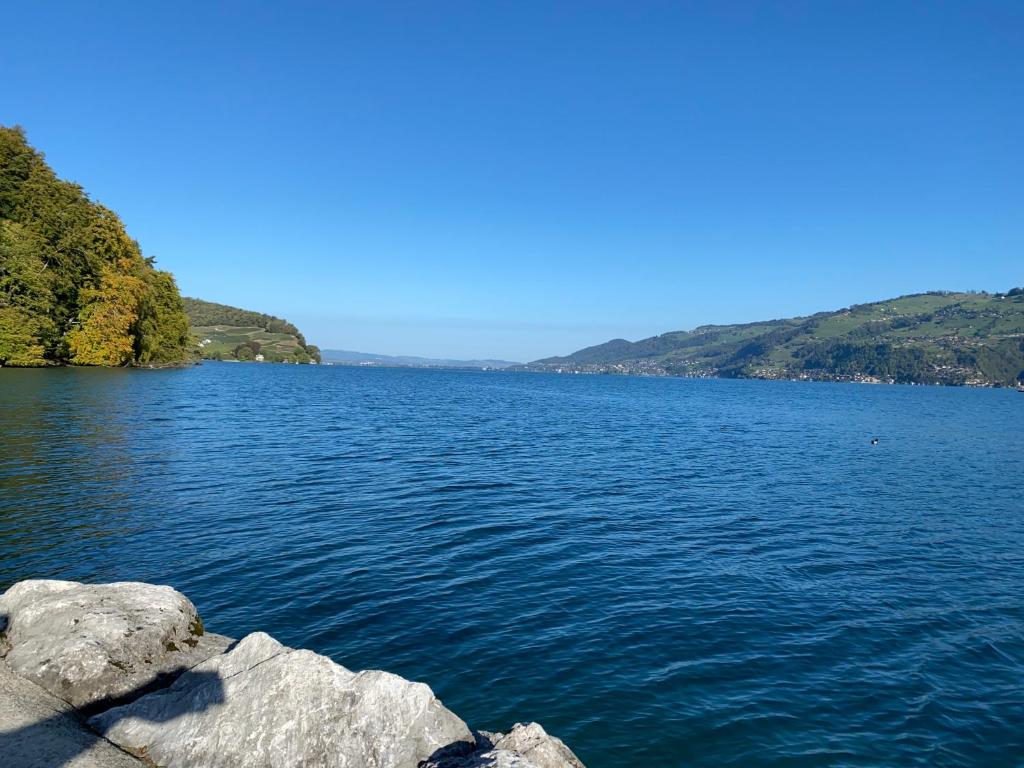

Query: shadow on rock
[
  {"left": 0, "top": 669, "right": 225, "bottom": 768},
  {"left": 421, "top": 737, "right": 480, "bottom": 767},
  {"left": 78, "top": 639, "right": 238, "bottom": 718},
  {"left": 421, "top": 731, "right": 510, "bottom": 768}
]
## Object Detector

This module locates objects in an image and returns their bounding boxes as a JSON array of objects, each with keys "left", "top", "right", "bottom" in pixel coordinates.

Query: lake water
[{"left": 1, "top": 363, "right": 1022, "bottom": 766}]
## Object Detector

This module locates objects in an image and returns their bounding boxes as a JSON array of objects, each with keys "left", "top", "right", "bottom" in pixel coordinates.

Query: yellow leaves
[
  {"left": 66, "top": 255, "right": 193, "bottom": 367},
  {"left": 67, "top": 257, "right": 146, "bottom": 366}
]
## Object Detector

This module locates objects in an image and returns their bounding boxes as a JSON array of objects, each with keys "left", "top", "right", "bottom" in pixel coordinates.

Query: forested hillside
[
  {"left": 0, "top": 126, "right": 192, "bottom": 367},
  {"left": 183, "top": 297, "right": 321, "bottom": 363},
  {"left": 529, "top": 291, "right": 1024, "bottom": 386}
]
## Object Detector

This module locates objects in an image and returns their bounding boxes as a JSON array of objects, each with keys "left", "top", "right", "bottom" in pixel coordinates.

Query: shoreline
[
  {"left": 3, "top": 359, "right": 1019, "bottom": 388},
  {"left": 511, "top": 366, "right": 1018, "bottom": 388},
  {"left": 0, "top": 579, "right": 585, "bottom": 768}
]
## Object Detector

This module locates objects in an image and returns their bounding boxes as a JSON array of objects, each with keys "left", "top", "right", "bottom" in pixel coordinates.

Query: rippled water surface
[{"left": 2, "top": 364, "right": 1023, "bottom": 766}]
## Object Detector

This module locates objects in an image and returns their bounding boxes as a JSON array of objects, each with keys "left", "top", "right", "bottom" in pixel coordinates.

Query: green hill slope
[
  {"left": 530, "top": 291, "right": 1024, "bottom": 386},
  {"left": 0, "top": 126, "right": 192, "bottom": 367},
  {"left": 183, "top": 298, "right": 320, "bottom": 363}
]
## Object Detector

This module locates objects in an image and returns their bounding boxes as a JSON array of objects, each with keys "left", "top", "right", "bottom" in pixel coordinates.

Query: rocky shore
[{"left": 0, "top": 580, "right": 585, "bottom": 768}]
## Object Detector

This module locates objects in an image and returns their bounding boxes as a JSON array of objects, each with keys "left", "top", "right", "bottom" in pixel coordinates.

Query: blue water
[{"left": 1, "top": 364, "right": 1023, "bottom": 766}]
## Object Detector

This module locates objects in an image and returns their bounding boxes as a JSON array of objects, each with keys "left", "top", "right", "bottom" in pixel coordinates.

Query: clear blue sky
[{"left": 2, "top": 1, "right": 1021, "bottom": 361}]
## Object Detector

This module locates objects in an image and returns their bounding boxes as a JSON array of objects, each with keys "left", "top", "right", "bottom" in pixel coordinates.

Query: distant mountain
[
  {"left": 525, "top": 290, "right": 1024, "bottom": 387},
  {"left": 322, "top": 349, "right": 519, "bottom": 369},
  {"left": 183, "top": 298, "right": 320, "bottom": 363}
]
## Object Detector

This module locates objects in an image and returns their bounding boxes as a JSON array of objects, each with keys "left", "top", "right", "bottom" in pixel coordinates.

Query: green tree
[
  {"left": 0, "top": 125, "right": 193, "bottom": 366},
  {"left": 134, "top": 269, "right": 192, "bottom": 365},
  {"left": 0, "top": 221, "right": 53, "bottom": 365},
  {"left": 233, "top": 341, "right": 260, "bottom": 361}
]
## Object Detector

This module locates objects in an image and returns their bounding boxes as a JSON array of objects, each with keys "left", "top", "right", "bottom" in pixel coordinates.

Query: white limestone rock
[
  {"left": 455, "top": 749, "right": 541, "bottom": 768},
  {"left": 0, "top": 579, "right": 230, "bottom": 711},
  {"left": 424, "top": 723, "right": 586, "bottom": 768},
  {"left": 89, "top": 631, "right": 476, "bottom": 768},
  {"left": 0, "top": 658, "right": 145, "bottom": 768},
  {"left": 490, "top": 723, "right": 586, "bottom": 768}
]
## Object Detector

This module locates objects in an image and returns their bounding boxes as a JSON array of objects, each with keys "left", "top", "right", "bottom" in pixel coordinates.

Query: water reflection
[{"left": 1, "top": 368, "right": 179, "bottom": 583}]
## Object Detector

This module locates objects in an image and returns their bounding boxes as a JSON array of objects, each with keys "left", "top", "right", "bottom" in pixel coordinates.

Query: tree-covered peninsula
[{"left": 0, "top": 126, "right": 192, "bottom": 367}]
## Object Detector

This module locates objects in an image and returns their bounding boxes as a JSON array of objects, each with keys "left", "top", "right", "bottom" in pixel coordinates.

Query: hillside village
[{"left": 525, "top": 290, "right": 1024, "bottom": 387}]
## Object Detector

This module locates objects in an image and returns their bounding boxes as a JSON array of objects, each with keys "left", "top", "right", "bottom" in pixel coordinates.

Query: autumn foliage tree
[
  {"left": 0, "top": 125, "right": 193, "bottom": 366},
  {"left": 67, "top": 257, "right": 145, "bottom": 365}
]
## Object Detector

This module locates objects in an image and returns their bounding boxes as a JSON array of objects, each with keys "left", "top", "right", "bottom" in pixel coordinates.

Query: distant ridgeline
[
  {"left": 183, "top": 298, "right": 321, "bottom": 364},
  {"left": 0, "top": 126, "right": 192, "bottom": 367},
  {"left": 527, "top": 291, "right": 1024, "bottom": 386}
]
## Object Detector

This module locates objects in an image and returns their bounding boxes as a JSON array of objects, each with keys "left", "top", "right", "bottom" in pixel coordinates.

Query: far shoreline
[{"left": 3, "top": 358, "right": 1021, "bottom": 390}]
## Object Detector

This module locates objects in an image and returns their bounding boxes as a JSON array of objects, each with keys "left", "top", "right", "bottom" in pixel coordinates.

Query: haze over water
[{"left": 1, "top": 364, "right": 1022, "bottom": 766}]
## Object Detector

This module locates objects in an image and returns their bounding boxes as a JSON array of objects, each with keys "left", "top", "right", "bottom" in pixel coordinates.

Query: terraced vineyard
[
  {"left": 184, "top": 298, "right": 320, "bottom": 364},
  {"left": 528, "top": 291, "right": 1024, "bottom": 386}
]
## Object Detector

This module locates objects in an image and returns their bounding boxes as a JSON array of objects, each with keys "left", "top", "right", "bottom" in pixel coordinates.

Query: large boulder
[
  {"left": 0, "top": 579, "right": 231, "bottom": 711},
  {"left": 89, "top": 631, "right": 476, "bottom": 768}
]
